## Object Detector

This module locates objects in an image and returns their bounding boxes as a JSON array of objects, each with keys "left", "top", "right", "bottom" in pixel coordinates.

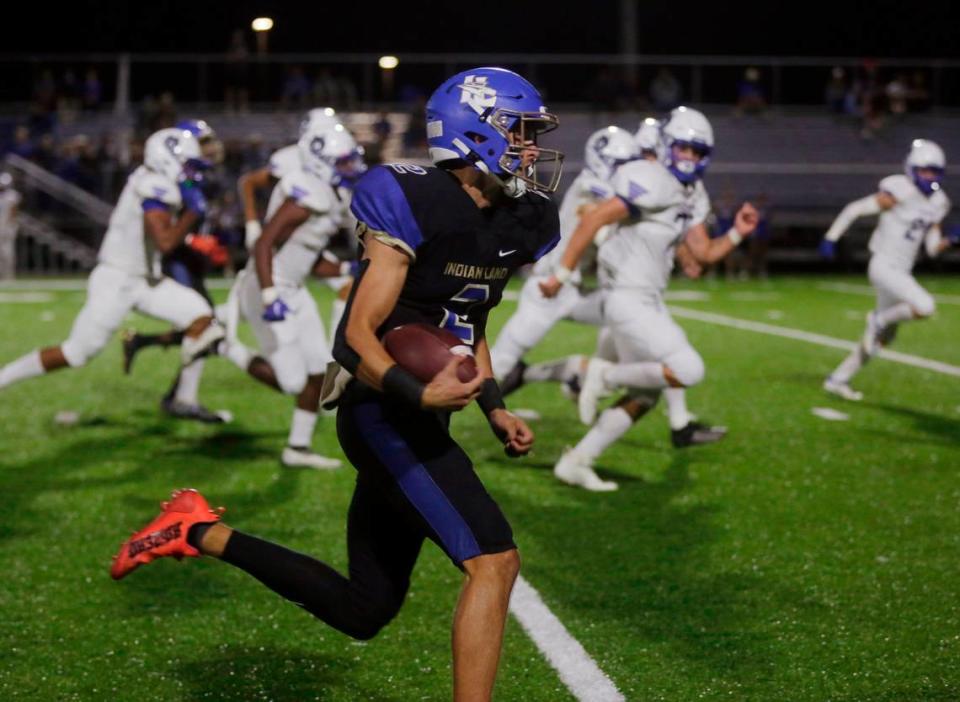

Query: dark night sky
[{"left": 6, "top": 1, "right": 960, "bottom": 58}]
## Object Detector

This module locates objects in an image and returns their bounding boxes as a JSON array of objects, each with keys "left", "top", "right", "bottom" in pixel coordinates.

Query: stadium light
[
  {"left": 251, "top": 17, "right": 274, "bottom": 32},
  {"left": 379, "top": 56, "right": 400, "bottom": 70}
]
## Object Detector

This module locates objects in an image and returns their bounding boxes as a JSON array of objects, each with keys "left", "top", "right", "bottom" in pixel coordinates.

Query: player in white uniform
[
  {"left": 539, "top": 107, "right": 758, "bottom": 491},
  {"left": 218, "top": 121, "right": 365, "bottom": 469},
  {"left": 820, "top": 139, "right": 956, "bottom": 400},
  {"left": 490, "top": 126, "right": 637, "bottom": 393},
  {"left": 237, "top": 107, "right": 357, "bottom": 343},
  {"left": 0, "top": 129, "right": 225, "bottom": 416}
]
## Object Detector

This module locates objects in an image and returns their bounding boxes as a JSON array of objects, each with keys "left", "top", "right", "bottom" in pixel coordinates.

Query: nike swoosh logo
[{"left": 498, "top": 249, "right": 517, "bottom": 257}]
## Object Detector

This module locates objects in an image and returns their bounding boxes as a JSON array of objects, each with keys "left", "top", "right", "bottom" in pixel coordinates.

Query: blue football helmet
[
  {"left": 660, "top": 106, "right": 713, "bottom": 185},
  {"left": 426, "top": 67, "right": 563, "bottom": 194},
  {"left": 175, "top": 118, "right": 223, "bottom": 168}
]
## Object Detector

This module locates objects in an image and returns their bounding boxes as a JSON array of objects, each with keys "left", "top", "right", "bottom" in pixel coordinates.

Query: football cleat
[
  {"left": 861, "top": 311, "right": 882, "bottom": 356},
  {"left": 823, "top": 377, "right": 863, "bottom": 402},
  {"left": 281, "top": 446, "right": 342, "bottom": 470},
  {"left": 577, "top": 358, "right": 614, "bottom": 425},
  {"left": 110, "top": 488, "right": 223, "bottom": 580},
  {"left": 671, "top": 421, "right": 728, "bottom": 448},
  {"left": 121, "top": 329, "right": 146, "bottom": 375},
  {"left": 553, "top": 449, "right": 618, "bottom": 492},
  {"left": 161, "top": 397, "right": 232, "bottom": 424},
  {"left": 499, "top": 360, "right": 527, "bottom": 397}
]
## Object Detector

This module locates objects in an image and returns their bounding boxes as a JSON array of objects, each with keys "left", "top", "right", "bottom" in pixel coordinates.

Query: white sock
[
  {"left": 576, "top": 407, "right": 633, "bottom": 462},
  {"left": 663, "top": 387, "right": 691, "bottom": 430},
  {"left": 220, "top": 340, "right": 253, "bottom": 372},
  {"left": 288, "top": 408, "right": 318, "bottom": 448},
  {"left": 175, "top": 358, "right": 205, "bottom": 404},
  {"left": 0, "top": 350, "right": 44, "bottom": 389},
  {"left": 523, "top": 355, "right": 584, "bottom": 383},
  {"left": 831, "top": 347, "right": 869, "bottom": 384},
  {"left": 329, "top": 299, "right": 347, "bottom": 346},
  {"left": 605, "top": 362, "right": 669, "bottom": 390},
  {"left": 876, "top": 302, "right": 914, "bottom": 327}
]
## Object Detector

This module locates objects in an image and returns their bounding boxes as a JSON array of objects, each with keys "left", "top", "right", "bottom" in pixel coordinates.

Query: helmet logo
[
  {"left": 310, "top": 136, "right": 326, "bottom": 158},
  {"left": 164, "top": 135, "right": 180, "bottom": 155},
  {"left": 458, "top": 75, "right": 498, "bottom": 115}
]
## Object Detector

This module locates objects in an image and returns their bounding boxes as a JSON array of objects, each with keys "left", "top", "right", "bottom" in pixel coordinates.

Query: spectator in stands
[
  {"left": 82, "top": 69, "right": 102, "bottom": 112},
  {"left": 0, "top": 173, "right": 21, "bottom": 280},
  {"left": 59, "top": 69, "right": 81, "bottom": 122},
  {"left": 30, "top": 69, "right": 58, "bottom": 134},
  {"left": 825, "top": 66, "right": 848, "bottom": 115},
  {"left": 649, "top": 67, "right": 682, "bottom": 111},
  {"left": 735, "top": 67, "right": 767, "bottom": 116},
  {"left": 8, "top": 126, "right": 35, "bottom": 160},
  {"left": 224, "top": 29, "right": 251, "bottom": 113},
  {"left": 280, "top": 66, "right": 312, "bottom": 110},
  {"left": 858, "top": 60, "right": 885, "bottom": 140},
  {"left": 402, "top": 94, "right": 428, "bottom": 156},
  {"left": 886, "top": 72, "right": 909, "bottom": 118}
]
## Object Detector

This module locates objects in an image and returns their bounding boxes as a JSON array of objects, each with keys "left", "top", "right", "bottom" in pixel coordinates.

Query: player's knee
[
  {"left": 276, "top": 368, "right": 307, "bottom": 395},
  {"left": 912, "top": 295, "right": 935, "bottom": 318},
  {"left": 346, "top": 598, "right": 404, "bottom": 641},
  {"left": 61, "top": 335, "right": 104, "bottom": 368},
  {"left": 464, "top": 549, "right": 521, "bottom": 587},
  {"left": 665, "top": 351, "right": 704, "bottom": 388}
]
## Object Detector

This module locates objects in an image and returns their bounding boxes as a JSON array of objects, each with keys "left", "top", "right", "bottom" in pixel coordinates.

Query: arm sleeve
[
  {"left": 350, "top": 167, "right": 424, "bottom": 259},
  {"left": 279, "top": 172, "right": 334, "bottom": 214},
  {"left": 824, "top": 194, "right": 883, "bottom": 242},
  {"left": 611, "top": 162, "right": 662, "bottom": 217},
  {"left": 134, "top": 173, "right": 181, "bottom": 208}
]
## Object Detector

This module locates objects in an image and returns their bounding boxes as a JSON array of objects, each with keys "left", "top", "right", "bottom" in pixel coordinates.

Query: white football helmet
[
  {"left": 904, "top": 139, "right": 946, "bottom": 195},
  {"left": 299, "top": 107, "right": 341, "bottom": 138},
  {"left": 635, "top": 117, "right": 661, "bottom": 157},
  {"left": 298, "top": 122, "right": 367, "bottom": 187},
  {"left": 584, "top": 126, "right": 639, "bottom": 182},
  {"left": 660, "top": 106, "right": 714, "bottom": 185},
  {"left": 144, "top": 128, "right": 204, "bottom": 183}
]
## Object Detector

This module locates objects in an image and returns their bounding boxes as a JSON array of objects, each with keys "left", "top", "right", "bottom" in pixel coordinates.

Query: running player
[
  {"left": 112, "top": 67, "right": 562, "bottom": 701},
  {"left": 539, "top": 107, "right": 758, "bottom": 491},
  {"left": 0, "top": 128, "right": 224, "bottom": 420},
  {"left": 820, "top": 139, "right": 955, "bottom": 400}
]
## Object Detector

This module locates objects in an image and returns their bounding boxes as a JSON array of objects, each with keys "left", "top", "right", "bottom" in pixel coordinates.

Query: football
[{"left": 382, "top": 323, "right": 479, "bottom": 383}]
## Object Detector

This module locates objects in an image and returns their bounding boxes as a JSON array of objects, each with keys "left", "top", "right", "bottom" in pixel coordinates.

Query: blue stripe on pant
[{"left": 351, "top": 401, "right": 482, "bottom": 564}]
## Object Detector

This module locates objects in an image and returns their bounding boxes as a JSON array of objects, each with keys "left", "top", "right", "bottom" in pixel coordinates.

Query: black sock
[{"left": 187, "top": 521, "right": 214, "bottom": 550}]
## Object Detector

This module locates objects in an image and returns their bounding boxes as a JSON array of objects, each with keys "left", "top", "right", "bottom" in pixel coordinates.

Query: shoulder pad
[
  {"left": 934, "top": 190, "right": 951, "bottom": 220},
  {"left": 611, "top": 160, "right": 674, "bottom": 210},
  {"left": 133, "top": 169, "right": 180, "bottom": 207},
  {"left": 349, "top": 165, "right": 424, "bottom": 257},
  {"left": 879, "top": 174, "right": 914, "bottom": 202},
  {"left": 279, "top": 170, "right": 334, "bottom": 214},
  {"left": 269, "top": 145, "right": 300, "bottom": 179},
  {"left": 577, "top": 172, "right": 615, "bottom": 200}
]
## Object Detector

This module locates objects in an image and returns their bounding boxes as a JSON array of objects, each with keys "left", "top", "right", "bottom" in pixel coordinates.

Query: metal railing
[{"left": 4, "top": 153, "right": 113, "bottom": 225}]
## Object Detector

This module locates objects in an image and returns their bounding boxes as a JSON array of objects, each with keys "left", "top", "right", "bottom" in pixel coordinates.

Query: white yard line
[
  {"left": 669, "top": 306, "right": 960, "bottom": 378},
  {"left": 510, "top": 575, "right": 625, "bottom": 702},
  {"left": 816, "top": 281, "right": 960, "bottom": 306}
]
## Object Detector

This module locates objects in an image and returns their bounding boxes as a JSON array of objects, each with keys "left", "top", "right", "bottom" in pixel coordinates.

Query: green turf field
[{"left": 1, "top": 273, "right": 958, "bottom": 701}]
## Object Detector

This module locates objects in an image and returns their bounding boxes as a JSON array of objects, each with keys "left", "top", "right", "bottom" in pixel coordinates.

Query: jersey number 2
[{"left": 440, "top": 284, "right": 489, "bottom": 345}]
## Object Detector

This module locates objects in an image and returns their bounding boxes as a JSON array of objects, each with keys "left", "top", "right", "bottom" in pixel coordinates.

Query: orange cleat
[{"left": 110, "top": 488, "right": 224, "bottom": 580}]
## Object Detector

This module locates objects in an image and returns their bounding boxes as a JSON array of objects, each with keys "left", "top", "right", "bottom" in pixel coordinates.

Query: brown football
[{"left": 382, "top": 323, "right": 479, "bottom": 383}]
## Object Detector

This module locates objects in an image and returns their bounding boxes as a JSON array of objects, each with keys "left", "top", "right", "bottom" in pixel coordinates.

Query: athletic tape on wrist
[
  {"left": 477, "top": 377, "right": 506, "bottom": 416},
  {"left": 382, "top": 365, "right": 426, "bottom": 407},
  {"left": 726, "top": 228, "right": 743, "bottom": 246}
]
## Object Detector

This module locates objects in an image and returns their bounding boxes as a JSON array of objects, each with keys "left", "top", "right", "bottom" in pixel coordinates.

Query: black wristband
[
  {"left": 382, "top": 365, "right": 425, "bottom": 407},
  {"left": 477, "top": 377, "right": 506, "bottom": 417}
]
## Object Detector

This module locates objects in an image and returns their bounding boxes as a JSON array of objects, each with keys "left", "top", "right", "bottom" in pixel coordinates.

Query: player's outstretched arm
[
  {"left": 925, "top": 224, "right": 957, "bottom": 258},
  {"left": 685, "top": 202, "right": 758, "bottom": 265},
  {"left": 820, "top": 192, "right": 894, "bottom": 258},
  {"left": 237, "top": 167, "right": 274, "bottom": 247},
  {"left": 539, "top": 196, "right": 629, "bottom": 298},
  {"left": 254, "top": 198, "right": 310, "bottom": 298}
]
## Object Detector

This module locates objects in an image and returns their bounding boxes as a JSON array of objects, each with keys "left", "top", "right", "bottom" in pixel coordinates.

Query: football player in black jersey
[{"left": 111, "top": 67, "right": 563, "bottom": 701}]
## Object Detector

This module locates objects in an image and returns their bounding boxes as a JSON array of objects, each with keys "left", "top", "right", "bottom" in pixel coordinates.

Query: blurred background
[{"left": 2, "top": 0, "right": 960, "bottom": 278}]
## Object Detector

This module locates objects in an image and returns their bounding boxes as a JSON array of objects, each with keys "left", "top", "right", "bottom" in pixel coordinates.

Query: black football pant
[{"left": 218, "top": 385, "right": 514, "bottom": 640}]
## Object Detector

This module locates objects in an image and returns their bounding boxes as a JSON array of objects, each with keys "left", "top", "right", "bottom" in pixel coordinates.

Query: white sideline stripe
[
  {"left": 816, "top": 281, "right": 960, "bottom": 306},
  {"left": 510, "top": 575, "right": 625, "bottom": 702},
  {"left": 0, "top": 278, "right": 237, "bottom": 291},
  {"left": 669, "top": 306, "right": 960, "bottom": 378},
  {"left": 0, "top": 292, "right": 54, "bottom": 303}
]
